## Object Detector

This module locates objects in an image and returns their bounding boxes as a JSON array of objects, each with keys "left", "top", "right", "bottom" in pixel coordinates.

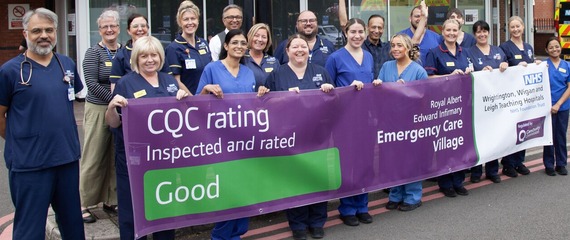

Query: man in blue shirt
[
  {"left": 0, "top": 8, "right": 85, "bottom": 239},
  {"left": 362, "top": 15, "right": 392, "bottom": 77},
  {"left": 399, "top": 4, "right": 442, "bottom": 66},
  {"left": 274, "top": 11, "right": 336, "bottom": 67}
]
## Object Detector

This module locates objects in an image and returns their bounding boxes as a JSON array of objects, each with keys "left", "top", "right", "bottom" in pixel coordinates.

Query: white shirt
[{"left": 209, "top": 28, "right": 229, "bottom": 61}]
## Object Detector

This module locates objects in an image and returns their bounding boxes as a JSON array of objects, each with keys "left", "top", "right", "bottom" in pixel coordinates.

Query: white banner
[{"left": 473, "top": 63, "right": 553, "bottom": 164}]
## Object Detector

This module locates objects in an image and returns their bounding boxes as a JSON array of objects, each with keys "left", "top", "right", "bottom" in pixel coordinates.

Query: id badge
[
  {"left": 185, "top": 58, "right": 197, "bottom": 69},
  {"left": 67, "top": 84, "right": 75, "bottom": 101}
]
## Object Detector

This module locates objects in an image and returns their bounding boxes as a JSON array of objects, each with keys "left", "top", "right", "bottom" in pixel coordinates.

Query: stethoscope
[{"left": 20, "top": 51, "right": 68, "bottom": 86}]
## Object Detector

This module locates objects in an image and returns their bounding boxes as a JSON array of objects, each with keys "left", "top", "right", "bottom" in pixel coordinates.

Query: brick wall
[{"left": 0, "top": 0, "right": 46, "bottom": 65}]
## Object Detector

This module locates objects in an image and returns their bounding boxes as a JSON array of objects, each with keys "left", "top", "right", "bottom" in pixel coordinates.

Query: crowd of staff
[{"left": 0, "top": 1, "right": 566, "bottom": 240}]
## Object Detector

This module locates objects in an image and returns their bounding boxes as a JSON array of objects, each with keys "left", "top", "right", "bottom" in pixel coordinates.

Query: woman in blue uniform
[
  {"left": 165, "top": 1, "right": 211, "bottom": 95},
  {"left": 325, "top": 18, "right": 374, "bottom": 226},
  {"left": 466, "top": 20, "right": 508, "bottom": 183},
  {"left": 258, "top": 34, "right": 334, "bottom": 240},
  {"left": 196, "top": 29, "right": 255, "bottom": 240},
  {"left": 375, "top": 34, "right": 427, "bottom": 211},
  {"left": 499, "top": 16, "right": 542, "bottom": 178},
  {"left": 106, "top": 36, "right": 188, "bottom": 240},
  {"left": 543, "top": 37, "right": 570, "bottom": 176},
  {"left": 424, "top": 19, "right": 471, "bottom": 198},
  {"left": 244, "top": 23, "right": 280, "bottom": 90},
  {"left": 109, "top": 13, "right": 176, "bottom": 92}
]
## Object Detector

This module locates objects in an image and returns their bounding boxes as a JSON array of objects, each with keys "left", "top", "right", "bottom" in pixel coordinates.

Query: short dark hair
[
  {"left": 472, "top": 20, "right": 490, "bottom": 33},
  {"left": 368, "top": 14, "right": 385, "bottom": 25},
  {"left": 219, "top": 29, "right": 246, "bottom": 60}
]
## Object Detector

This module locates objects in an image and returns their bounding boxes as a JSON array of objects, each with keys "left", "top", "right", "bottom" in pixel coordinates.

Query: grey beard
[{"left": 27, "top": 39, "right": 56, "bottom": 55}]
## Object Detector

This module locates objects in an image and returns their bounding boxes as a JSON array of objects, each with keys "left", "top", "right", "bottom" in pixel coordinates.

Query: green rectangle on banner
[{"left": 143, "top": 148, "right": 342, "bottom": 220}]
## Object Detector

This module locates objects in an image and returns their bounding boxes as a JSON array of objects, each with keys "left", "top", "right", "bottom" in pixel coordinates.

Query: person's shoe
[
  {"left": 356, "top": 213, "right": 373, "bottom": 224},
  {"left": 470, "top": 176, "right": 481, "bottom": 183},
  {"left": 340, "top": 215, "right": 360, "bottom": 226},
  {"left": 454, "top": 186, "right": 469, "bottom": 196},
  {"left": 515, "top": 165, "right": 530, "bottom": 175},
  {"left": 439, "top": 187, "right": 457, "bottom": 198},
  {"left": 308, "top": 227, "right": 324, "bottom": 239},
  {"left": 502, "top": 167, "right": 518, "bottom": 178},
  {"left": 292, "top": 230, "right": 307, "bottom": 240},
  {"left": 82, "top": 209, "right": 96, "bottom": 223},
  {"left": 545, "top": 168, "right": 556, "bottom": 176},
  {"left": 486, "top": 175, "right": 501, "bottom": 183},
  {"left": 398, "top": 201, "right": 422, "bottom": 211},
  {"left": 103, "top": 204, "right": 118, "bottom": 213},
  {"left": 555, "top": 166, "right": 568, "bottom": 175},
  {"left": 385, "top": 201, "right": 400, "bottom": 210}
]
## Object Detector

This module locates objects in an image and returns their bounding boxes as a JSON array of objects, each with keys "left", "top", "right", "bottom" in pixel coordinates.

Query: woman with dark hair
[
  {"left": 166, "top": 0, "right": 211, "bottom": 95},
  {"left": 424, "top": 19, "right": 472, "bottom": 198},
  {"left": 543, "top": 37, "right": 570, "bottom": 176},
  {"left": 466, "top": 20, "right": 508, "bottom": 183},
  {"left": 258, "top": 33, "right": 334, "bottom": 240},
  {"left": 244, "top": 23, "right": 280, "bottom": 90},
  {"left": 325, "top": 18, "right": 374, "bottom": 227},
  {"left": 196, "top": 29, "right": 255, "bottom": 240},
  {"left": 499, "top": 16, "right": 542, "bottom": 178},
  {"left": 376, "top": 33, "right": 427, "bottom": 212},
  {"left": 106, "top": 36, "right": 188, "bottom": 240}
]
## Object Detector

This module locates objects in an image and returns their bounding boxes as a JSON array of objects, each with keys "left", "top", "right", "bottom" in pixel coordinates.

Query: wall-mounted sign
[{"left": 8, "top": 4, "right": 30, "bottom": 29}]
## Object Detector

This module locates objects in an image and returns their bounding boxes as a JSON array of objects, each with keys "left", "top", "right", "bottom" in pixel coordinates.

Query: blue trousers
[
  {"left": 338, "top": 193, "right": 368, "bottom": 216},
  {"left": 286, "top": 202, "right": 328, "bottom": 231},
  {"left": 438, "top": 171, "right": 465, "bottom": 189},
  {"left": 543, "top": 110, "right": 569, "bottom": 169},
  {"left": 501, "top": 150, "right": 526, "bottom": 169},
  {"left": 471, "top": 160, "right": 499, "bottom": 178},
  {"left": 388, "top": 181, "right": 422, "bottom": 204},
  {"left": 116, "top": 152, "right": 175, "bottom": 240},
  {"left": 211, "top": 218, "right": 249, "bottom": 240},
  {"left": 9, "top": 161, "right": 85, "bottom": 240}
]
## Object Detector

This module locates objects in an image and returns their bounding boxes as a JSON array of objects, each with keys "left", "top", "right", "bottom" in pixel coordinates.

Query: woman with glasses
[
  {"left": 79, "top": 9, "right": 121, "bottom": 224},
  {"left": 166, "top": 1, "right": 211, "bottom": 95},
  {"left": 197, "top": 29, "right": 255, "bottom": 240}
]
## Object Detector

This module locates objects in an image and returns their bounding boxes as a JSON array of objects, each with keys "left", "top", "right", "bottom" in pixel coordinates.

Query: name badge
[
  {"left": 446, "top": 62, "right": 455, "bottom": 67},
  {"left": 67, "top": 84, "right": 75, "bottom": 101},
  {"left": 288, "top": 87, "right": 299, "bottom": 92},
  {"left": 198, "top": 49, "right": 207, "bottom": 55},
  {"left": 560, "top": 68, "right": 567, "bottom": 73},
  {"left": 134, "top": 89, "right": 147, "bottom": 98},
  {"left": 105, "top": 61, "right": 112, "bottom": 67},
  {"left": 264, "top": 68, "right": 274, "bottom": 73},
  {"left": 515, "top": 55, "right": 522, "bottom": 59},
  {"left": 185, "top": 59, "right": 197, "bottom": 69}
]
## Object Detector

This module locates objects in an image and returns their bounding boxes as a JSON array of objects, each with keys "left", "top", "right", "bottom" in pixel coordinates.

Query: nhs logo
[{"left": 523, "top": 72, "right": 542, "bottom": 85}]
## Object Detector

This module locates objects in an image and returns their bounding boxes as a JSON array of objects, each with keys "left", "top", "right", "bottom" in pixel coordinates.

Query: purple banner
[{"left": 123, "top": 74, "right": 475, "bottom": 237}]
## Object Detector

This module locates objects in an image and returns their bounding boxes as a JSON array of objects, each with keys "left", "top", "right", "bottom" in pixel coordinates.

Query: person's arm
[
  {"left": 552, "top": 82, "right": 570, "bottom": 114},
  {"left": 173, "top": 75, "right": 191, "bottom": 95},
  {"left": 83, "top": 47, "right": 114, "bottom": 102},
  {"left": 0, "top": 105, "right": 7, "bottom": 139},
  {"left": 338, "top": 0, "right": 348, "bottom": 31},
  {"left": 411, "top": 0, "right": 428, "bottom": 45},
  {"left": 105, "top": 95, "right": 127, "bottom": 128}
]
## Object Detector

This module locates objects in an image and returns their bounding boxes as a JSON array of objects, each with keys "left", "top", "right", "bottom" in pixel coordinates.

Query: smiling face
[
  {"left": 346, "top": 22, "right": 366, "bottom": 49},
  {"left": 508, "top": 19, "right": 524, "bottom": 39},
  {"left": 98, "top": 17, "right": 120, "bottom": 45},
  {"left": 448, "top": 12, "right": 464, "bottom": 26},
  {"left": 442, "top": 20, "right": 460, "bottom": 44},
  {"left": 474, "top": 26, "right": 489, "bottom": 45},
  {"left": 286, "top": 37, "right": 309, "bottom": 65},
  {"left": 179, "top": 10, "right": 199, "bottom": 36},
  {"left": 137, "top": 50, "right": 161, "bottom": 75},
  {"left": 546, "top": 39, "right": 561, "bottom": 59},
  {"left": 409, "top": 8, "right": 423, "bottom": 30},
  {"left": 296, "top": 11, "right": 318, "bottom": 39},
  {"left": 250, "top": 28, "right": 268, "bottom": 52},
  {"left": 24, "top": 14, "right": 57, "bottom": 56},
  {"left": 224, "top": 34, "right": 247, "bottom": 59},
  {"left": 128, "top": 17, "right": 149, "bottom": 42},
  {"left": 367, "top": 16, "right": 384, "bottom": 42},
  {"left": 222, "top": 8, "right": 243, "bottom": 30},
  {"left": 390, "top": 36, "right": 409, "bottom": 61}
]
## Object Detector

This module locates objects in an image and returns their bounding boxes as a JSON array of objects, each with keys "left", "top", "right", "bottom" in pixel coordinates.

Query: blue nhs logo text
[{"left": 523, "top": 72, "right": 542, "bottom": 85}]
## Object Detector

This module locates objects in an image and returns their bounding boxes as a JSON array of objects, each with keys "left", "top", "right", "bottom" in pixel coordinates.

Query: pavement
[{"left": 40, "top": 101, "right": 569, "bottom": 240}]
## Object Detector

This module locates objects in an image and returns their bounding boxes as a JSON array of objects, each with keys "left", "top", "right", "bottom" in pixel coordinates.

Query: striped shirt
[{"left": 82, "top": 43, "right": 119, "bottom": 105}]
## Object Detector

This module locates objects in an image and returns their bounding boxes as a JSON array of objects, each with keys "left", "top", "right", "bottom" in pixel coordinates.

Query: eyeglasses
[
  {"left": 99, "top": 24, "right": 119, "bottom": 30},
  {"left": 224, "top": 15, "right": 243, "bottom": 20},
  {"left": 130, "top": 24, "right": 148, "bottom": 29},
  {"left": 297, "top": 18, "right": 317, "bottom": 24},
  {"left": 27, "top": 27, "right": 56, "bottom": 36}
]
